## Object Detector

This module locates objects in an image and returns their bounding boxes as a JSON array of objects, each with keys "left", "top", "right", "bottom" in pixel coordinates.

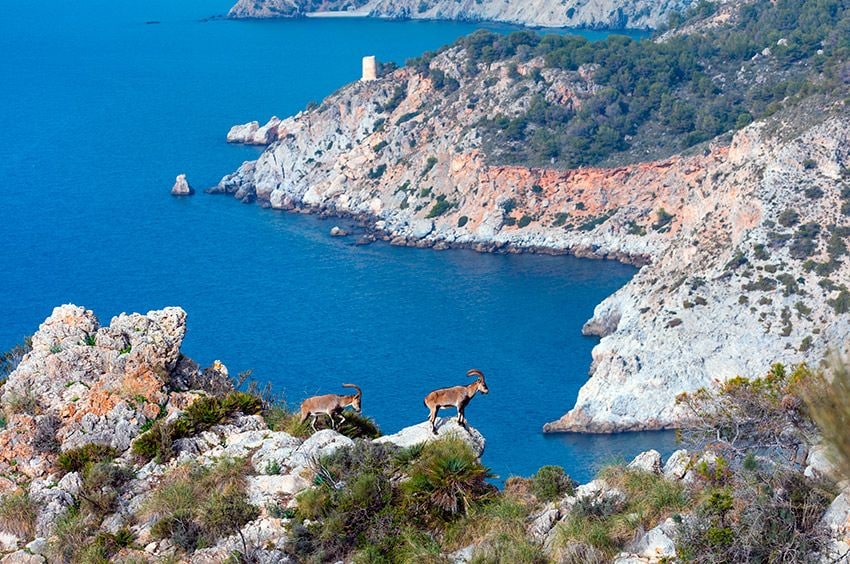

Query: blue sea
[{"left": 0, "top": 0, "right": 674, "bottom": 482}]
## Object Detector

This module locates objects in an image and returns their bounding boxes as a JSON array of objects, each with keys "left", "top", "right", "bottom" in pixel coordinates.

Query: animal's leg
[
  {"left": 458, "top": 405, "right": 466, "bottom": 427},
  {"left": 310, "top": 414, "right": 318, "bottom": 432},
  {"left": 337, "top": 412, "right": 346, "bottom": 427},
  {"left": 429, "top": 405, "right": 438, "bottom": 434},
  {"left": 326, "top": 412, "right": 336, "bottom": 429}
]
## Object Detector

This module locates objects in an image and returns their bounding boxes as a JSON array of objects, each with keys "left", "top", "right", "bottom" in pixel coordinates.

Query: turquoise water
[{"left": 0, "top": 0, "right": 674, "bottom": 482}]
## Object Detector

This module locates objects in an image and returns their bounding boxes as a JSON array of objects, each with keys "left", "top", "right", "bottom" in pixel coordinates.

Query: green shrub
[
  {"left": 0, "top": 490, "right": 36, "bottom": 538},
  {"left": 132, "top": 392, "right": 262, "bottom": 462},
  {"left": 78, "top": 462, "right": 134, "bottom": 519},
  {"left": 263, "top": 403, "right": 380, "bottom": 440},
  {"left": 427, "top": 196, "right": 454, "bottom": 218},
  {"left": 145, "top": 458, "right": 256, "bottom": 552},
  {"left": 57, "top": 444, "right": 119, "bottom": 475},
  {"left": 518, "top": 215, "right": 533, "bottom": 228},
  {"left": 530, "top": 465, "right": 574, "bottom": 502},
  {"left": 402, "top": 437, "right": 494, "bottom": 527},
  {"left": 50, "top": 506, "right": 91, "bottom": 563},
  {"left": 457, "top": 215, "right": 469, "bottom": 228}
]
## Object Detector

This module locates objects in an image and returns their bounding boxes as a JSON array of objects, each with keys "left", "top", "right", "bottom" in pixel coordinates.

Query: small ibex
[
  {"left": 424, "top": 369, "right": 489, "bottom": 434},
  {"left": 299, "top": 384, "right": 362, "bottom": 431}
]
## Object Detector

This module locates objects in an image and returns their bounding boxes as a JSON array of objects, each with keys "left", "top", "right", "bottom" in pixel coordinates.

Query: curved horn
[
  {"left": 466, "top": 369, "right": 484, "bottom": 381},
  {"left": 342, "top": 383, "right": 362, "bottom": 398}
]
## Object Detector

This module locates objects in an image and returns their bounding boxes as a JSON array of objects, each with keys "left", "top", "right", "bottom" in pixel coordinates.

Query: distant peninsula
[{"left": 227, "top": 0, "right": 696, "bottom": 30}]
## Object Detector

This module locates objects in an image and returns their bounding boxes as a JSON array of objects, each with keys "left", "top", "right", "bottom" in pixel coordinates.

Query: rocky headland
[
  {"left": 226, "top": 0, "right": 696, "bottom": 30},
  {"left": 211, "top": 30, "right": 850, "bottom": 434}
]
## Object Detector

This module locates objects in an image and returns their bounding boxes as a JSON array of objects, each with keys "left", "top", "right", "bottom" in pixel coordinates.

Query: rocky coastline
[
  {"left": 226, "top": 0, "right": 697, "bottom": 30},
  {"left": 210, "top": 36, "right": 850, "bottom": 435}
]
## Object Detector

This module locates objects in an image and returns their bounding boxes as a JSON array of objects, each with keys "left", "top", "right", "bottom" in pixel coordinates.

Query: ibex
[
  {"left": 299, "top": 384, "right": 362, "bottom": 431},
  {"left": 424, "top": 369, "right": 488, "bottom": 434}
]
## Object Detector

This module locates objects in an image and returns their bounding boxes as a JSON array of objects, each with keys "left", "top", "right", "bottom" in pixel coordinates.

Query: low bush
[
  {"left": 530, "top": 465, "right": 574, "bottom": 502},
  {"left": 0, "top": 490, "right": 36, "bottom": 538},
  {"left": 145, "top": 458, "right": 257, "bottom": 553},
  {"left": 57, "top": 443, "right": 119, "bottom": 475},
  {"left": 132, "top": 392, "right": 262, "bottom": 462},
  {"left": 263, "top": 403, "right": 380, "bottom": 440},
  {"left": 289, "top": 437, "right": 493, "bottom": 562},
  {"left": 33, "top": 414, "right": 61, "bottom": 454},
  {"left": 555, "top": 467, "right": 686, "bottom": 557}
]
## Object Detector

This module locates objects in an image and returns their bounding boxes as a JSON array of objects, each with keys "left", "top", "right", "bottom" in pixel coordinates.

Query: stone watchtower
[{"left": 362, "top": 55, "right": 377, "bottom": 81}]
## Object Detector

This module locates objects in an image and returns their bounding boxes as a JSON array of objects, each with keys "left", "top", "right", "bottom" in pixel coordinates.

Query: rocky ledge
[
  {"left": 227, "top": 0, "right": 696, "bottom": 30},
  {"left": 212, "top": 40, "right": 850, "bottom": 434},
  {"left": 0, "top": 304, "right": 486, "bottom": 562}
]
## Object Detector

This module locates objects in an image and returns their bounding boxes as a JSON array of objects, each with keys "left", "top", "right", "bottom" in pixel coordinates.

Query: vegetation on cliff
[{"left": 402, "top": 0, "right": 850, "bottom": 168}]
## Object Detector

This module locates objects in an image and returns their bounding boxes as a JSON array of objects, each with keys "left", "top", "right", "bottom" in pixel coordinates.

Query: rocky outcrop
[
  {"left": 0, "top": 304, "right": 493, "bottom": 563},
  {"left": 374, "top": 417, "right": 486, "bottom": 457},
  {"left": 214, "top": 39, "right": 850, "bottom": 433},
  {"left": 227, "top": 0, "right": 696, "bottom": 30},
  {"left": 226, "top": 117, "right": 282, "bottom": 145},
  {"left": 170, "top": 173, "right": 194, "bottom": 196}
]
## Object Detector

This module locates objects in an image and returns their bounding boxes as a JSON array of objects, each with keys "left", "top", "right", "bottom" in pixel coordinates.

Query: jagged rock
[
  {"left": 246, "top": 475, "right": 311, "bottom": 506},
  {"left": 170, "top": 173, "right": 194, "bottom": 196},
  {"left": 823, "top": 493, "right": 850, "bottom": 535},
  {"left": 374, "top": 417, "right": 485, "bottom": 457},
  {"left": 627, "top": 517, "right": 677, "bottom": 559},
  {"left": 627, "top": 450, "right": 662, "bottom": 474},
  {"left": 806, "top": 445, "right": 835, "bottom": 480},
  {"left": 29, "top": 479, "right": 74, "bottom": 537},
  {"left": 288, "top": 429, "right": 354, "bottom": 471},
  {"left": 57, "top": 472, "right": 82, "bottom": 497},
  {"left": 528, "top": 506, "right": 560, "bottom": 541},
  {"left": 447, "top": 544, "right": 475, "bottom": 563},
  {"left": 24, "top": 538, "right": 47, "bottom": 556},
  {"left": 227, "top": 117, "right": 281, "bottom": 145},
  {"left": 0, "top": 532, "right": 19, "bottom": 552},
  {"left": 0, "top": 551, "right": 45, "bottom": 564},
  {"left": 250, "top": 432, "right": 302, "bottom": 474},
  {"left": 0, "top": 305, "right": 187, "bottom": 488},
  {"left": 329, "top": 226, "right": 349, "bottom": 237},
  {"left": 190, "top": 518, "right": 288, "bottom": 563},
  {"left": 663, "top": 449, "right": 691, "bottom": 481},
  {"left": 571, "top": 479, "right": 626, "bottom": 514}
]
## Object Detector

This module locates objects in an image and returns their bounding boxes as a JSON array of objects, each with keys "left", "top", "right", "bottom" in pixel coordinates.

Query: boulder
[
  {"left": 246, "top": 475, "right": 310, "bottom": 506},
  {"left": 329, "top": 226, "right": 349, "bottom": 237},
  {"left": 374, "top": 417, "right": 485, "bottom": 457},
  {"left": 627, "top": 450, "right": 662, "bottom": 474},
  {"left": 288, "top": 430, "right": 354, "bottom": 471},
  {"left": 823, "top": 493, "right": 850, "bottom": 535},
  {"left": 663, "top": 449, "right": 691, "bottom": 481},
  {"left": 805, "top": 445, "right": 835, "bottom": 480},
  {"left": 0, "top": 551, "right": 45, "bottom": 564},
  {"left": 170, "top": 173, "right": 194, "bottom": 196},
  {"left": 627, "top": 517, "right": 677, "bottom": 559}
]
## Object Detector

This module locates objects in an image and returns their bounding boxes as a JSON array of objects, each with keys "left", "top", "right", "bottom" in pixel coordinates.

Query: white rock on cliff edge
[{"left": 375, "top": 417, "right": 485, "bottom": 457}]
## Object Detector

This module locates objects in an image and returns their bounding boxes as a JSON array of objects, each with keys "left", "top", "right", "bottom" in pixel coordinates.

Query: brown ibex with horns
[
  {"left": 424, "top": 369, "right": 488, "bottom": 434},
  {"left": 299, "top": 384, "right": 362, "bottom": 431}
]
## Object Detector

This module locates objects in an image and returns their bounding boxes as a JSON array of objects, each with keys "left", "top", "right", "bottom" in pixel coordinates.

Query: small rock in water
[
  {"left": 330, "top": 226, "right": 349, "bottom": 237},
  {"left": 170, "top": 173, "right": 194, "bottom": 196}
]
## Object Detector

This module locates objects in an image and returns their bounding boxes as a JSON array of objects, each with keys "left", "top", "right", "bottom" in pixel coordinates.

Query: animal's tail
[{"left": 342, "top": 383, "right": 362, "bottom": 398}]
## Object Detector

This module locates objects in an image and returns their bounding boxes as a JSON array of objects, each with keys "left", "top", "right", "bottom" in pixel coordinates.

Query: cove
[{"left": 0, "top": 0, "right": 675, "bottom": 482}]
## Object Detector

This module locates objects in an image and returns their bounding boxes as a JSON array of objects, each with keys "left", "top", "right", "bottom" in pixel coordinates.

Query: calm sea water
[{"left": 0, "top": 0, "right": 674, "bottom": 482}]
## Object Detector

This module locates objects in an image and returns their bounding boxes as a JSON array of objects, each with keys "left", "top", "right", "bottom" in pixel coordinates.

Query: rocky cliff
[
  {"left": 227, "top": 0, "right": 695, "bottom": 30},
  {"left": 213, "top": 39, "right": 850, "bottom": 433}
]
